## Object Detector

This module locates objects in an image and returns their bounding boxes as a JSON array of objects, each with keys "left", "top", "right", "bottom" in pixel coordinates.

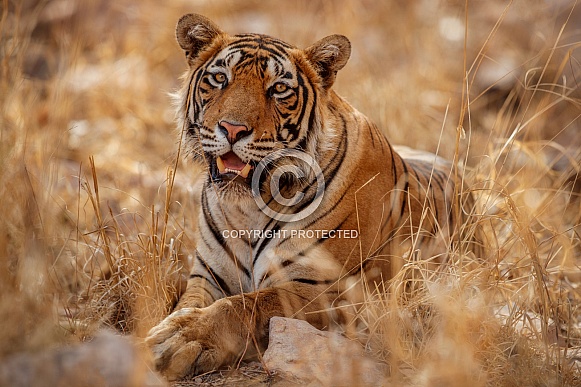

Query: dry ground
[{"left": 2, "top": 0, "right": 581, "bottom": 386}]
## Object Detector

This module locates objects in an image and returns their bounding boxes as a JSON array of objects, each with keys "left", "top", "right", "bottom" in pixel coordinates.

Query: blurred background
[{"left": 2, "top": 0, "right": 581, "bottom": 385}]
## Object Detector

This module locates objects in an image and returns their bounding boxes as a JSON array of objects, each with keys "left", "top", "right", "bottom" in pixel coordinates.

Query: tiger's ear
[
  {"left": 176, "top": 14, "right": 223, "bottom": 62},
  {"left": 305, "top": 35, "right": 351, "bottom": 89}
]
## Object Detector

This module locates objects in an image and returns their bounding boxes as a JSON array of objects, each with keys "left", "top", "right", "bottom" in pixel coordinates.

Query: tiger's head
[{"left": 175, "top": 14, "right": 350, "bottom": 199}]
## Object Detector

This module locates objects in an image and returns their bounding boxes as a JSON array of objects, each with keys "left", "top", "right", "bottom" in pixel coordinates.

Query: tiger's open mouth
[
  {"left": 210, "top": 151, "right": 255, "bottom": 184},
  {"left": 217, "top": 151, "right": 253, "bottom": 178}
]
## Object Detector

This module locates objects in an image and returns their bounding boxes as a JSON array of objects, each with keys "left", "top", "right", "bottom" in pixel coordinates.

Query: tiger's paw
[{"left": 145, "top": 305, "right": 238, "bottom": 381}]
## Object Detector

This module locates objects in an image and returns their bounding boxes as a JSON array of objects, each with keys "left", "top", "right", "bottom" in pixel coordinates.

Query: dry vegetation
[{"left": 1, "top": 0, "right": 581, "bottom": 385}]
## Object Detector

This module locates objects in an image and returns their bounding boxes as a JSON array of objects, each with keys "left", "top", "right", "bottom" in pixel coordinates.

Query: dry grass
[{"left": 1, "top": 0, "right": 581, "bottom": 385}]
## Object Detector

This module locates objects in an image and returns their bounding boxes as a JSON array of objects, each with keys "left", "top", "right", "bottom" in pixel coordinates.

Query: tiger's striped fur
[{"left": 146, "top": 14, "right": 479, "bottom": 380}]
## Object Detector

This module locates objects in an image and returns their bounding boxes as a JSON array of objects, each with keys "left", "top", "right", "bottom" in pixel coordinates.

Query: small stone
[
  {"left": 263, "top": 317, "right": 387, "bottom": 386},
  {"left": 0, "top": 330, "right": 165, "bottom": 387}
]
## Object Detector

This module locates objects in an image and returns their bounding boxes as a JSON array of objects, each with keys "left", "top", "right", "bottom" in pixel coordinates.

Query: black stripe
[
  {"left": 201, "top": 189, "right": 252, "bottom": 279},
  {"left": 301, "top": 178, "right": 354, "bottom": 231},
  {"left": 298, "top": 81, "right": 316, "bottom": 152},
  {"left": 430, "top": 168, "right": 446, "bottom": 195},
  {"left": 195, "top": 253, "right": 231, "bottom": 295},
  {"left": 448, "top": 194, "right": 456, "bottom": 230},
  {"left": 233, "top": 34, "right": 295, "bottom": 49},
  {"left": 188, "top": 274, "right": 219, "bottom": 299},
  {"left": 429, "top": 180, "right": 440, "bottom": 235},
  {"left": 373, "top": 124, "right": 389, "bottom": 155},
  {"left": 227, "top": 42, "right": 288, "bottom": 60},
  {"left": 201, "top": 189, "right": 228, "bottom": 248},
  {"left": 291, "top": 278, "right": 335, "bottom": 286},
  {"left": 387, "top": 145, "right": 399, "bottom": 220},
  {"left": 399, "top": 160, "right": 410, "bottom": 219},
  {"left": 192, "top": 67, "right": 209, "bottom": 123},
  {"left": 293, "top": 111, "right": 348, "bottom": 217},
  {"left": 282, "top": 72, "right": 309, "bottom": 143},
  {"left": 407, "top": 160, "right": 423, "bottom": 195},
  {"left": 429, "top": 170, "right": 447, "bottom": 225},
  {"left": 431, "top": 185, "right": 440, "bottom": 228}
]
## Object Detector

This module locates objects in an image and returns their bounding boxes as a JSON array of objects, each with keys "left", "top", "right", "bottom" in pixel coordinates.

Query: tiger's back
[{"left": 146, "top": 14, "right": 480, "bottom": 381}]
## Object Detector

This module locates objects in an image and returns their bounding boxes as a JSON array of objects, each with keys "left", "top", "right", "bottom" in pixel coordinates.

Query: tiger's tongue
[
  {"left": 216, "top": 151, "right": 253, "bottom": 179},
  {"left": 221, "top": 151, "right": 246, "bottom": 170}
]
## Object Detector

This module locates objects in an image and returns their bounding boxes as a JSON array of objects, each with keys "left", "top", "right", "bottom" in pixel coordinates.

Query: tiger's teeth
[
  {"left": 217, "top": 156, "right": 252, "bottom": 178},
  {"left": 216, "top": 157, "right": 225, "bottom": 173},
  {"left": 239, "top": 163, "right": 252, "bottom": 178}
]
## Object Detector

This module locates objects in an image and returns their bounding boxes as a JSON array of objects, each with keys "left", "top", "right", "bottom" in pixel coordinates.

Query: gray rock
[
  {"left": 263, "top": 317, "right": 388, "bottom": 386},
  {"left": 0, "top": 330, "right": 166, "bottom": 387}
]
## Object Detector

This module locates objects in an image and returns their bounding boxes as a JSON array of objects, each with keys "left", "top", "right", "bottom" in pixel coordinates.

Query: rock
[
  {"left": 263, "top": 317, "right": 387, "bottom": 386},
  {"left": 0, "top": 330, "right": 166, "bottom": 387}
]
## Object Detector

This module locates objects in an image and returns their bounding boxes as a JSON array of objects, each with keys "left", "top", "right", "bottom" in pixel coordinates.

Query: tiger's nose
[{"left": 218, "top": 121, "right": 253, "bottom": 144}]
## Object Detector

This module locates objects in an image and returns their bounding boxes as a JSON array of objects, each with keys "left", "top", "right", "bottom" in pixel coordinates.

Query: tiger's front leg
[
  {"left": 145, "top": 281, "right": 336, "bottom": 381},
  {"left": 145, "top": 300, "right": 242, "bottom": 381}
]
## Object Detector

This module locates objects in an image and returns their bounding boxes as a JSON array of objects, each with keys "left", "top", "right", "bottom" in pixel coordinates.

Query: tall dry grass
[{"left": 1, "top": 0, "right": 580, "bottom": 386}]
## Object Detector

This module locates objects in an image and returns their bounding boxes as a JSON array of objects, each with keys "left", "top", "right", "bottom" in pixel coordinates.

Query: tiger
[{"left": 145, "top": 13, "right": 480, "bottom": 380}]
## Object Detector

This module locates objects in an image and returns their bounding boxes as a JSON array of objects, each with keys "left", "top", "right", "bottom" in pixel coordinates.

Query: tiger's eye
[
  {"left": 214, "top": 73, "right": 226, "bottom": 83},
  {"left": 274, "top": 83, "right": 288, "bottom": 93}
]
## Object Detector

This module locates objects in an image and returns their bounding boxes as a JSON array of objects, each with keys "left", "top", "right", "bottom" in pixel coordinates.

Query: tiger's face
[
  {"left": 176, "top": 14, "right": 350, "bottom": 198},
  {"left": 190, "top": 36, "right": 315, "bottom": 192}
]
